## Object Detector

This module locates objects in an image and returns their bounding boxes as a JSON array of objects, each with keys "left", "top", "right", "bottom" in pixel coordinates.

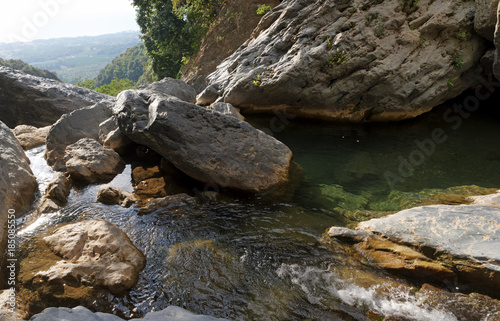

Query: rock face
[
  {"left": 45, "top": 101, "right": 115, "bottom": 171},
  {"left": 21, "top": 220, "right": 146, "bottom": 294},
  {"left": 0, "top": 66, "right": 111, "bottom": 128},
  {"left": 12, "top": 125, "right": 51, "bottom": 149},
  {"left": 98, "top": 117, "right": 132, "bottom": 154},
  {"left": 114, "top": 90, "right": 293, "bottom": 193},
  {"left": 140, "top": 77, "right": 197, "bottom": 103},
  {"left": 29, "top": 305, "right": 229, "bottom": 321},
  {"left": 97, "top": 185, "right": 137, "bottom": 207},
  {"left": 64, "top": 138, "right": 125, "bottom": 184},
  {"left": 206, "top": 102, "right": 245, "bottom": 120},
  {"left": 475, "top": 0, "right": 500, "bottom": 40},
  {"left": 0, "top": 121, "right": 37, "bottom": 287},
  {"left": 201, "top": 0, "right": 488, "bottom": 121},
  {"left": 181, "top": 0, "right": 281, "bottom": 91}
]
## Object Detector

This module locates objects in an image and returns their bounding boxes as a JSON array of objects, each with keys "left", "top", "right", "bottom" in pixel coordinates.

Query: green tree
[
  {"left": 94, "top": 78, "right": 135, "bottom": 96},
  {"left": 0, "top": 57, "right": 61, "bottom": 81}
]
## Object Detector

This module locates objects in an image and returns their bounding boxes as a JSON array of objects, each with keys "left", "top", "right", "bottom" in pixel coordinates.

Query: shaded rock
[
  {"left": 207, "top": 102, "right": 245, "bottom": 120},
  {"left": 20, "top": 219, "right": 146, "bottom": 294},
  {"left": 202, "top": 0, "right": 487, "bottom": 121},
  {"left": 45, "top": 101, "right": 114, "bottom": 171},
  {"left": 475, "top": 0, "right": 500, "bottom": 40},
  {"left": 134, "top": 177, "right": 169, "bottom": 199},
  {"left": 138, "top": 193, "right": 197, "bottom": 215},
  {"left": 97, "top": 185, "right": 137, "bottom": 207},
  {"left": 131, "top": 165, "right": 163, "bottom": 185},
  {"left": 12, "top": 125, "right": 51, "bottom": 149},
  {"left": 196, "top": 85, "right": 219, "bottom": 105},
  {"left": 0, "top": 121, "right": 37, "bottom": 287},
  {"left": 141, "top": 77, "right": 197, "bottom": 103},
  {"left": 114, "top": 90, "right": 293, "bottom": 193},
  {"left": 98, "top": 117, "right": 132, "bottom": 154},
  {"left": 64, "top": 138, "right": 125, "bottom": 184},
  {"left": 29, "top": 305, "right": 229, "bottom": 321},
  {"left": 36, "top": 172, "right": 71, "bottom": 214},
  {"left": 0, "top": 66, "right": 111, "bottom": 128}
]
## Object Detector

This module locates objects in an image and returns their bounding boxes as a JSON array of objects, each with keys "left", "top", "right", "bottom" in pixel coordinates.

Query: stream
[{"left": 17, "top": 100, "right": 500, "bottom": 321}]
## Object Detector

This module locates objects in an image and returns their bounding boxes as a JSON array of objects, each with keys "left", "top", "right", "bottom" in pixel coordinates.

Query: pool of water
[{"left": 18, "top": 99, "right": 500, "bottom": 320}]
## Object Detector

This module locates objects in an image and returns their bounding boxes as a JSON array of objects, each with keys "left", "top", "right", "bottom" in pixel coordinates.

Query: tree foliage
[
  {"left": 75, "top": 77, "right": 135, "bottom": 97},
  {"left": 95, "top": 44, "right": 148, "bottom": 87},
  {"left": 0, "top": 57, "right": 61, "bottom": 81},
  {"left": 132, "top": 0, "right": 224, "bottom": 80}
]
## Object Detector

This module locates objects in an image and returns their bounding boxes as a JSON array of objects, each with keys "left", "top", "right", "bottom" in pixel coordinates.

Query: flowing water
[{"left": 17, "top": 101, "right": 500, "bottom": 321}]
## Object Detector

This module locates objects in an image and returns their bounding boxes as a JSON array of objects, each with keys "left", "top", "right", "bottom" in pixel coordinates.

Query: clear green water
[{"left": 19, "top": 101, "right": 500, "bottom": 321}]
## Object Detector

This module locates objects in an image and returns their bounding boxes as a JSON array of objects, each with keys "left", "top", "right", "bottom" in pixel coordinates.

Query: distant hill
[
  {"left": 0, "top": 31, "right": 141, "bottom": 83},
  {"left": 0, "top": 58, "right": 61, "bottom": 81},
  {"left": 95, "top": 43, "right": 147, "bottom": 87}
]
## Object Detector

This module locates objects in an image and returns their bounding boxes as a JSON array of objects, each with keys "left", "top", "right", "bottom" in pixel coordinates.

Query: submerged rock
[
  {"left": 64, "top": 138, "right": 125, "bottom": 184},
  {"left": 0, "top": 66, "right": 111, "bottom": 128},
  {"left": 45, "top": 101, "right": 114, "bottom": 171},
  {"left": 29, "top": 305, "right": 229, "bottom": 321},
  {"left": 137, "top": 193, "right": 197, "bottom": 215},
  {"left": 114, "top": 89, "right": 293, "bottom": 193},
  {"left": 0, "top": 121, "right": 37, "bottom": 287},
  {"left": 97, "top": 185, "right": 137, "bottom": 208},
  {"left": 20, "top": 219, "right": 146, "bottom": 294},
  {"left": 202, "top": 0, "right": 488, "bottom": 121},
  {"left": 12, "top": 125, "right": 51, "bottom": 149}
]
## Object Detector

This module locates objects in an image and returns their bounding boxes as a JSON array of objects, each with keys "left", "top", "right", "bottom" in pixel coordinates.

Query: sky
[{"left": 0, "top": 0, "right": 140, "bottom": 43}]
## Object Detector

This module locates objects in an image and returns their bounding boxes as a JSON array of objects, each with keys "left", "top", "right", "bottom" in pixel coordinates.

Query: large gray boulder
[
  {"left": 140, "top": 77, "right": 197, "bottom": 103},
  {"left": 22, "top": 219, "right": 146, "bottom": 294},
  {"left": 475, "top": 0, "right": 500, "bottom": 40},
  {"left": 29, "top": 305, "right": 229, "bottom": 321},
  {"left": 200, "top": 0, "right": 488, "bottom": 121},
  {"left": 0, "top": 66, "right": 111, "bottom": 128},
  {"left": 45, "top": 101, "right": 114, "bottom": 171},
  {"left": 114, "top": 90, "right": 293, "bottom": 193},
  {"left": 0, "top": 121, "right": 37, "bottom": 288},
  {"left": 358, "top": 205, "right": 500, "bottom": 263}
]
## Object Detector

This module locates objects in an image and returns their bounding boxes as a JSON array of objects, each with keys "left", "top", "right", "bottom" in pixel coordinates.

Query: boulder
[
  {"left": 201, "top": 0, "right": 488, "bottom": 121},
  {"left": 45, "top": 101, "right": 114, "bottom": 171},
  {"left": 97, "top": 185, "right": 137, "bottom": 207},
  {"left": 206, "top": 102, "right": 245, "bottom": 120},
  {"left": 36, "top": 172, "right": 72, "bottom": 214},
  {"left": 20, "top": 219, "right": 146, "bottom": 294},
  {"left": 475, "top": 0, "right": 500, "bottom": 40},
  {"left": 0, "top": 66, "right": 111, "bottom": 128},
  {"left": 98, "top": 117, "right": 132, "bottom": 154},
  {"left": 140, "top": 77, "right": 197, "bottom": 103},
  {"left": 114, "top": 90, "right": 293, "bottom": 193},
  {"left": 12, "top": 125, "right": 51, "bottom": 149},
  {"left": 0, "top": 121, "right": 37, "bottom": 287},
  {"left": 29, "top": 305, "right": 229, "bottom": 321},
  {"left": 469, "top": 190, "right": 500, "bottom": 208},
  {"left": 64, "top": 138, "right": 125, "bottom": 184}
]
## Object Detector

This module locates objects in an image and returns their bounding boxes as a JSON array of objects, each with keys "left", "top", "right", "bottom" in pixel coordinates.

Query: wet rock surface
[
  {"left": 97, "top": 185, "right": 137, "bottom": 208},
  {"left": 0, "top": 66, "right": 110, "bottom": 128},
  {"left": 36, "top": 172, "right": 71, "bottom": 214}
]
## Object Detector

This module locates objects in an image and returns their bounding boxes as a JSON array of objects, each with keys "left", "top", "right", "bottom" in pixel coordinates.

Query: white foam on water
[
  {"left": 18, "top": 211, "right": 62, "bottom": 237},
  {"left": 26, "top": 145, "right": 55, "bottom": 194},
  {"left": 277, "top": 264, "right": 459, "bottom": 321}
]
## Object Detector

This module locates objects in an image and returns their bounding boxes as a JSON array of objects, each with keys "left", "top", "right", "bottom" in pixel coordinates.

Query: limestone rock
[
  {"left": 64, "top": 138, "right": 125, "bottom": 184},
  {"left": 140, "top": 77, "right": 197, "bottom": 103},
  {"left": 469, "top": 190, "right": 500, "bottom": 208},
  {"left": 45, "top": 101, "right": 115, "bottom": 171},
  {"left": 357, "top": 205, "right": 500, "bottom": 262},
  {"left": 202, "top": 0, "right": 488, "bottom": 121},
  {"left": 0, "top": 289, "right": 28, "bottom": 321},
  {"left": 12, "top": 125, "right": 51, "bottom": 150},
  {"left": 114, "top": 90, "right": 293, "bottom": 193},
  {"left": 29, "top": 305, "right": 229, "bottom": 321},
  {"left": 0, "top": 66, "right": 111, "bottom": 128},
  {"left": 207, "top": 102, "right": 245, "bottom": 120},
  {"left": 97, "top": 185, "right": 137, "bottom": 207},
  {"left": 24, "top": 219, "right": 146, "bottom": 294},
  {"left": 98, "top": 117, "right": 133, "bottom": 154},
  {"left": 0, "top": 121, "right": 37, "bottom": 287},
  {"left": 475, "top": 0, "right": 500, "bottom": 40},
  {"left": 138, "top": 193, "right": 197, "bottom": 215}
]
